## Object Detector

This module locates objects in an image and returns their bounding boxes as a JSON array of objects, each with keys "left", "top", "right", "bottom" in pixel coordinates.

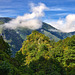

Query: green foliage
[
  {"left": 0, "top": 30, "right": 75, "bottom": 75},
  {"left": 0, "top": 61, "right": 11, "bottom": 75},
  {"left": 15, "top": 51, "right": 26, "bottom": 67},
  {"left": 68, "top": 35, "right": 75, "bottom": 49},
  {"left": 27, "top": 57, "right": 64, "bottom": 75},
  {"left": 0, "top": 36, "right": 11, "bottom": 56},
  {"left": 2, "top": 29, "right": 23, "bottom": 57},
  {"left": 39, "top": 44, "right": 48, "bottom": 51},
  {"left": 0, "top": 36, "right": 23, "bottom": 75},
  {"left": 15, "top": 31, "right": 74, "bottom": 75},
  {"left": 0, "top": 17, "right": 75, "bottom": 57},
  {"left": 20, "top": 31, "right": 52, "bottom": 64},
  {"left": 54, "top": 35, "right": 75, "bottom": 75}
]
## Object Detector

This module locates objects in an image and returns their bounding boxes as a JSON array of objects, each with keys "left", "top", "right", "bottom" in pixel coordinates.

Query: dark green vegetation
[
  {"left": 2, "top": 29, "right": 23, "bottom": 56},
  {"left": 0, "top": 31, "right": 75, "bottom": 75},
  {"left": 0, "top": 36, "right": 24, "bottom": 75},
  {"left": 0, "top": 17, "right": 75, "bottom": 57}
]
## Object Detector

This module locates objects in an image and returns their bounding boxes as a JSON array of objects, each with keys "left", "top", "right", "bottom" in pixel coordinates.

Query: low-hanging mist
[
  {"left": 3, "top": 3, "right": 49, "bottom": 30},
  {"left": 50, "top": 14, "right": 75, "bottom": 32}
]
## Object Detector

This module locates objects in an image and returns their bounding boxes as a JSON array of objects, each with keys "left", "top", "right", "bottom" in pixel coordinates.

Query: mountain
[
  {"left": 0, "top": 17, "right": 75, "bottom": 56},
  {"left": 1, "top": 31, "right": 75, "bottom": 75},
  {"left": 0, "top": 17, "right": 12, "bottom": 23},
  {"left": 16, "top": 31, "right": 75, "bottom": 75}
]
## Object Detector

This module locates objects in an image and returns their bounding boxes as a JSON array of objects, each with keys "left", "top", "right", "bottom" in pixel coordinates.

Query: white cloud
[
  {"left": 50, "top": 8, "right": 64, "bottom": 11},
  {"left": 3, "top": 3, "right": 49, "bottom": 30},
  {"left": 56, "top": 13, "right": 69, "bottom": 16},
  {"left": 50, "top": 14, "right": 75, "bottom": 32}
]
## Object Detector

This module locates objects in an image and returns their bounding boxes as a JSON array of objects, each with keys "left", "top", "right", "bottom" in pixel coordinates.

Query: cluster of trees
[
  {"left": 0, "top": 36, "right": 23, "bottom": 75},
  {"left": 0, "top": 31, "right": 75, "bottom": 75}
]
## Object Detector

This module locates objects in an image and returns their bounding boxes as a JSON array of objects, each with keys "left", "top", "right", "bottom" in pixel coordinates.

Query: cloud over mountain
[
  {"left": 3, "top": 3, "right": 49, "bottom": 30},
  {"left": 50, "top": 14, "right": 75, "bottom": 32}
]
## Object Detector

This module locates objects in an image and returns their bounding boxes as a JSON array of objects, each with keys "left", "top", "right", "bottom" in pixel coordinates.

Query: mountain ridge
[{"left": 0, "top": 17, "right": 75, "bottom": 56}]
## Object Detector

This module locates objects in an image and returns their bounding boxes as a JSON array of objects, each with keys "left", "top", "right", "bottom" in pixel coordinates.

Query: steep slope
[
  {"left": 39, "top": 22, "right": 74, "bottom": 39},
  {"left": 2, "top": 29, "right": 23, "bottom": 56},
  {"left": 15, "top": 32, "right": 75, "bottom": 75},
  {"left": 0, "top": 35, "right": 11, "bottom": 55},
  {"left": 0, "top": 17, "right": 12, "bottom": 23},
  {"left": 0, "top": 36, "right": 23, "bottom": 75},
  {"left": 0, "top": 30, "right": 75, "bottom": 75},
  {"left": 0, "top": 17, "right": 75, "bottom": 56},
  {"left": 15, "top": 22, "right": 75, "bottom": 41}
]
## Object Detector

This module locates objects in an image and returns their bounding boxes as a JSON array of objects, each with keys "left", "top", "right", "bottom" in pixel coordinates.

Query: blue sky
[
  {"left": 0, "top": 0, "right": 75, "bottom": 19},
  {"left": 0, "top": 0, "right": 75, "bottom": 32}
]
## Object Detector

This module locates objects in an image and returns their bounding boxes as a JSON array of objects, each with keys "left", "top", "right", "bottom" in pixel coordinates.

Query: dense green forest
[
  {"left": 0, "top": 18, "right": 75, "bottom": 57},
  {"left": 0, "top": 31, "right": 75, "bottom": 75}
]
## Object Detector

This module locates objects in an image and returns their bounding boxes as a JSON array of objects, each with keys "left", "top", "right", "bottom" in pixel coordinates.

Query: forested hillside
[
  {"left": 0, "top": 36, "right": 21, "bottom": 75},
  {"left": 0, "top": 17, "right": 75, "bottom": 57},
  {"left": 0, "top": 31, "right": 75, "bottom": 75}
]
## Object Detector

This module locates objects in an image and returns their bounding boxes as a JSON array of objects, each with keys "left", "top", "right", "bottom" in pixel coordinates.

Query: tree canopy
[{"left": 0, "top": 31, "right": 75, "bottom": 75}]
